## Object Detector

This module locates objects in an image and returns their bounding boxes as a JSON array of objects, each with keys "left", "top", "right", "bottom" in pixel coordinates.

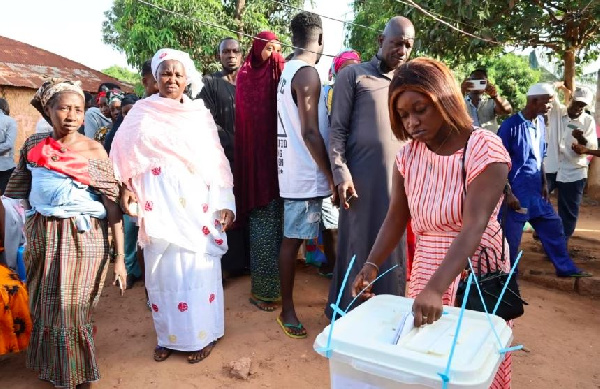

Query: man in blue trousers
[{"left": 497, "top": 83, "right": 591, "bottom": 278}]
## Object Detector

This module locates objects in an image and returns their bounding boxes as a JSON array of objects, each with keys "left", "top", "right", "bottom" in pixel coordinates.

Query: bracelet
[
  {"left": 113, "top": 253, "right": 125, "bottom": 258},
  {"left": 364, "top": 261, "right": 379, "bottom": 273}
]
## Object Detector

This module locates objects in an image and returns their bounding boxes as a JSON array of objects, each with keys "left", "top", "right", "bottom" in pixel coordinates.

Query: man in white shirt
[
  {"left": 276, "top": 11, "right": 335, "bottom": 339},
  {"left": 461, "top": 68, "right": 512, "bottom": 133},
  {"left": 545, "top": 84, "right": 597, "bottom": 243}
]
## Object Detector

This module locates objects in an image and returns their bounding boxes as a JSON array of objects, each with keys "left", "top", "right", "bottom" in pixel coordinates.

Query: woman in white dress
[{"left": 110, "top": 48, "right": 235, "bottom": 363}]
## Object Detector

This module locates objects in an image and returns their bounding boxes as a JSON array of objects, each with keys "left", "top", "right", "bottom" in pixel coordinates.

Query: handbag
[{"left": 454, "top": 134, "right": 527, "bottom": 321}]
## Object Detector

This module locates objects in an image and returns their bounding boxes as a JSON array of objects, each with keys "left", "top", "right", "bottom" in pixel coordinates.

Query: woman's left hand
[
  {"left": 219, "top": 209, "right": 235, "bottom": 231},
  {"left": 113, "top": 257, "right": 127, "bottom": 296},
  {"left": 412, "top": 287, "right": 443, "bottom": 327}
]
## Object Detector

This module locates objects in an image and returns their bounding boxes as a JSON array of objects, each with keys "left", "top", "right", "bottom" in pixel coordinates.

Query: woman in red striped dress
[{"left": 352, "top": 58, "right": 513, "bottom": 388}]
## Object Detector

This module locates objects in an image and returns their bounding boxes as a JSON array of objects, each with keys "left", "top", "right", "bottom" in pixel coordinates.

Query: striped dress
[
  {"left": 397, "top": 129, "right": 512, "bottom": 389},
  {"left": 4, "top": 133, "right": 120, "bottom": 388}
]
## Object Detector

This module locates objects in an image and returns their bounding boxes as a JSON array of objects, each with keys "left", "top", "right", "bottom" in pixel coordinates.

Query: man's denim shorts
[{"left": 283, "top": 199, "right": 323, "bottom": 239}]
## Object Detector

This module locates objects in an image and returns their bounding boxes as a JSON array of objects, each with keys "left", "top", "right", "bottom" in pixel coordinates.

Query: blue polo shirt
[{"left": 497, "top": 112, "right": 546, "bottom": 198}]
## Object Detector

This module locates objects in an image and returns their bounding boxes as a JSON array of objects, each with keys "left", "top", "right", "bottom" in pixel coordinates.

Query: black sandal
[
  {"left": 154, "top": 346, "right": 172, "bottom": 362},
  {"left": 249, "top": 297, "right": 278, "bottom": 312},
  {"left": 188, "top": 341, "right": 217, "bottom": 364}
]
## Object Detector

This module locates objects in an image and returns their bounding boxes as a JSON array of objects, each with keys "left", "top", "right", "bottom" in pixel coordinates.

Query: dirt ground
[
  {"left": 1, "top": 200, "right": 599, "bottom": 389},
  {"left": 519, "top": 196, "right": 600, "bottom": 279}
]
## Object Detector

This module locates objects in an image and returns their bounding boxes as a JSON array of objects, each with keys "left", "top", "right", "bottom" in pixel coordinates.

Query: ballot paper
[{"left": 392, "top": 312, "right": 415, "bottom": 345}]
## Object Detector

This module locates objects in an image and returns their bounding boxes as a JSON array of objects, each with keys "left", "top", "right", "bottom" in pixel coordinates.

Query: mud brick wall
[{"left": 0, "top": 85, "right": 41, "bottom": 163}]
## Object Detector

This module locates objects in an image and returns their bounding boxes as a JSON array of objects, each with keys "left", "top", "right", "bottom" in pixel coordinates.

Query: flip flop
[
  {"left": 568, "top": 271, "right": 593, "bottom": 278},
  {"left": 277, "top": 316, "right": 307, "bottom": 339},
  {"left": 154, "top": 346, "right": 172, "bottom": 362},
  {"left": 558, "top": 270, "right": 593, "bottom": 278},
  {"left": 249, "top": 297, "right": 277, "bottom": 312}
]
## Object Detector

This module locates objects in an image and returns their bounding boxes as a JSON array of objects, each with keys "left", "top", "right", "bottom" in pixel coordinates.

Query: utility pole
[{"left": 589, "top": 71, "right": 600, "bottom": 200}]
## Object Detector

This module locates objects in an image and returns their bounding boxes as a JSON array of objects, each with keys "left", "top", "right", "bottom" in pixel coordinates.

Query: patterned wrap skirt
[{"left": 24, "top": 214, "right": 110, "bottom": 388}]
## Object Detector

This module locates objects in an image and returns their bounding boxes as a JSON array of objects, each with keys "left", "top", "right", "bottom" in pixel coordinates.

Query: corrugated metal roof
[{"left": 0, "top": 35, "right": 133, "bottom": 92}]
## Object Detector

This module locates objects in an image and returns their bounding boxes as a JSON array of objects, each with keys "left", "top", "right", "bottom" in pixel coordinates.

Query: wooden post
[
  {"left": 235, "top": 0, "right": 246, "bottom": 42},
  {"left": 563, "top": 49, "right": 576, "bottom": 93},
  {"left": 588, "top": 71, "right": 600, "bottom": 200}
]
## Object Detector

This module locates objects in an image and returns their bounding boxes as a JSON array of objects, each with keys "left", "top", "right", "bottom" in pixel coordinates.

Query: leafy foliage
[
  {"left": 102, "top": 0, "right": 305, "bottom": 74},
  {"left": 102, "top": 65, "right": 144, "bottom": 96},
  {"left": 349, "top": 0, "right": 600, "bottom": 89}
]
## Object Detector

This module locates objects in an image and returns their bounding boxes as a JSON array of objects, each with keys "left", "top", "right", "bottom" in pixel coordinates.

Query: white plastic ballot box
[{"left": 314, "top": 295, "right": 513, "bottom": 389}]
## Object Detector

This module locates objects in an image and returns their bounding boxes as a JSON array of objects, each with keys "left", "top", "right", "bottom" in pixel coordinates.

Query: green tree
[
  {"left": 102, "top": 65, "right": 144, "bottom": 96},
  {"left": 102, "top": 0, "right": 304, "bottom": 74},
  {"left": 102, "top": 65, "right": 139, "bottom": 84},
  {"left": 350, "top": 0, "right": 600, "bottom": 91},
  {"left": 475, "top": 54, "right": 541, "bottom": 111}
]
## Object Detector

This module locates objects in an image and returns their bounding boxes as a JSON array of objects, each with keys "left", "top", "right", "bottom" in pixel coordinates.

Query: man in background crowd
[
  {"left": 199, "top": 37, "right": 248, "bottom": 278},
  {"left": 461, "top": 68, "right": 512, "bottom": 133},
  {"left": 327, "top": 16, "right": 415, "bottom": 319},
  {"left": 84, "top": 83, "right": 118, "bottom": 138},
  {"left": 0, "top": 99, "right": 17, "bottom": 193},
  {"left": 276, "top": 11, "right": 331, "bottom": 339},
  {"left": 545, "top": 83, "right": 597, "bottom": 245}
]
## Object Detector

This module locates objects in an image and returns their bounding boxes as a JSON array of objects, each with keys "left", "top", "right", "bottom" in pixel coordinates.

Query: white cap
[
  {"left": 527, "top": 83, "right": 555, "bottom": 97},
  {"left": 573, "top": 87, "right": 593, "bottom": 106}
]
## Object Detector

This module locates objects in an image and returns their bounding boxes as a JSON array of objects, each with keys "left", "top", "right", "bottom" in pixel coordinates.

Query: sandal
[
  {"left": 188, "top": 340, "right": 217, "bottom": 364},
  {"left": 249, "top": 297, "right": 278, "bottom": 312},
  {"left": 318, "top": 270, "right": 333, "bottom": 279},
  {"left": 153, "top": 346, "right": 172, "bottom": 362},
  {"left": 568, "top": 271, "right": 593, "bottom": 278},
  {"left": 277, "top": 316, "right": 307, "bottom": 339}
]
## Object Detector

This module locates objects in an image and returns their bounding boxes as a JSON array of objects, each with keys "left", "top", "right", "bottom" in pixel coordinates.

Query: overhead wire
[
  {"left": 136, "top": 0, "right": 507, "bottom": 61},
  {"left": 134, "top": 0, "right": 339, "bottom": 58},
  {"left": 270, "top": 0, "right": 504, "bottom": 46},
  {"left": 268, "top": 0, "right": 381, "bottom": 32},
  {"left": 581, "top": 0, "right": 595, "bottom": 13},
  {"left": 396, "top": 0, "right": 505, "bottom": 45},
  {"left": 394, "top": 0, "right": 479, "bottom": 30}
]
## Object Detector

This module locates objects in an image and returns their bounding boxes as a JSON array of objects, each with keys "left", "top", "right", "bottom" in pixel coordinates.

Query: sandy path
[
  {"left": 2, "top": 201, "right": 599, "bottom": 388},
  {"left": 2, "top": 268, "right": 599, "bottom": 388}
]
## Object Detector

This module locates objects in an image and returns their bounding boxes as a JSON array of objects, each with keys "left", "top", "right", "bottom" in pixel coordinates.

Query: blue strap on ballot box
[{"left": 317, "top": 251, "right": 524, "bottom": 388}]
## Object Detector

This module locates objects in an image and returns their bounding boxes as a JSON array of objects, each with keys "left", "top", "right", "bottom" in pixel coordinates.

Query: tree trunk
[
  {"left": 563, "top": 49, "right": 576, "bottom": 92},
  {"left": 234, "top": 0, "right": 246, "bottom": 42},
  {"left": 588, "top": 71, "right": 600, "bottom": 200}
]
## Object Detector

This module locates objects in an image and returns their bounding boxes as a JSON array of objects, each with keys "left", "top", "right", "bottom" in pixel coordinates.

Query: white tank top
[{"left": 277, "top": 59, "right": 331, "bottom": 199}]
